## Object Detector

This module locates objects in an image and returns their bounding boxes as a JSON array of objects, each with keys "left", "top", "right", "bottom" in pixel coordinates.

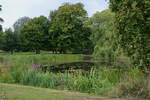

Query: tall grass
[
  {"left": 14, "top": 67, "right": 149, "bottom": 98},
  {"left": 0, "top": 53, "right": 83, "bottom": 84}
]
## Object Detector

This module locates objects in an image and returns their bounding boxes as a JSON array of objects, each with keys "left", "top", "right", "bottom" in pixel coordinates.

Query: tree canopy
[
  {"left": 13, "top": 17, "right": 30, "bottom": 34},
  {"left": 0, "top": 3, "right": 93, "bottom": 54},
  {"left": 49, "top": 3, "right": 92, "bottom": 53},
  {"left": 109, "top": 0, "right": 150, "bottom": 68},
  {"left": 21, "top": 16, "right": 49, "bottom": 53},
  {"left": 0, "top": 5, "right": 4, "bottom": 50},
  {"left": 87, "top": 10, "right": 116, "bottom": 60},
  {"left": 3, "top": 28, "right": 16, "bottom": 53}
]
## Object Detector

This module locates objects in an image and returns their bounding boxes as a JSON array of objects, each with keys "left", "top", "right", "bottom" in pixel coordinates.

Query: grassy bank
[
  {"left": 0, "top": 53, "right": 84, "bottom": 72},
  {"left": 0, "top": 53, "right": 149, "bottom": 99},
  {"left": 0, "top": 53, "right": 83, "bottom": 64},
  {"left": 0, "top": 83, "right": 94, "bottom": 100}
]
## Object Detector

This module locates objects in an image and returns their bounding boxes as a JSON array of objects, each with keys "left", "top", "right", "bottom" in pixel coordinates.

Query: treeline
[
  {"left": 1, "top": 1, "right": 149, "bottom": 68},
  {"left": 0, "top": 3, "right": 93, "bottom": 54},
  {"left": 0, "top": 2, "right": 117, "bottom": 60}
]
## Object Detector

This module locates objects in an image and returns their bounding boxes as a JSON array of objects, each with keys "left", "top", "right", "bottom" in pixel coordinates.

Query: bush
[{"left": 0, "top": 68, "right": 14, "bottom": 83}]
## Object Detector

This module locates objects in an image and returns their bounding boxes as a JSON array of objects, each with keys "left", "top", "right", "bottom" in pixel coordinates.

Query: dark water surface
[{"left": 40, "top": 58, "right": 130, "bottom": 73}]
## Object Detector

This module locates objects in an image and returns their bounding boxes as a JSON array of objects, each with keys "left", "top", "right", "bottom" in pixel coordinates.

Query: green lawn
[
  {"left": 0, "top": 53, "right": 83, "bottom": 64},
  {"left": 0, "top": 84, "right": 81, "bottom": 100},
  {"left": 0, "top": 84, "right": 108, "bottom": 100}
]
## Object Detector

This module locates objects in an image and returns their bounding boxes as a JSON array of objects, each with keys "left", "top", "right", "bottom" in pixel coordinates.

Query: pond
[{"left": 40, "top": 56, "right": 130, "bottom": 73}]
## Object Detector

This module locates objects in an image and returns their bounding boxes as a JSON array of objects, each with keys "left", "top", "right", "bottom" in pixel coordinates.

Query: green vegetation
[
  {"left": 0, "top": 84, "right": 84, "bottom": 100},
  {"left": 87, "top": 10, "right": 116, "bottom": 61},
  {"left": 3, "top": 28, "right": 17, "bottom": 54},
  {"left": 0, "top": 53, "right": 149, "bottom": 99},
  {"left": 0, "top": 5, "right": 4, "bottom": 51},
  {"left": 0, "top": 53, "right": 83, "bottom": 65},
  {"left": 21, "top": 16, "right": 49, "bottom": 54},
  {"left": 109, "top": 0, "right": 150, "bottom": 68},
  {"left": 0, "top": 3, "right": 93, "bottom": 54},
  {"left": 49, "top": 3, "right": 92, "bottom": 54},
  {"left": 0, "top": 1, "right": 150, "bottom": 100},
  {"left": 19, "top": 67, "right": 149, "bottom": 97}
]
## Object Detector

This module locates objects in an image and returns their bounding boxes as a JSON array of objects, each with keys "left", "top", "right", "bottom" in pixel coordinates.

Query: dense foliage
[
  {"left": 3, "top": 28, "right": 18, "bottom": 53},
  {"left": 49, "top": 3, "right": 93, "bottom": 53},
  {"left": 0, "top": 5, "right": 4, "bottom": 50},
  {"left": 0, "top": 3, "right": 93, "bottom": 54},
  {"left": 109, "top": 0, "right": 150, "bottom": 68},
  {"left": 21, "top": 16, "right": 49, "bottom": 53},
  {"left": 13, "top": 17, "right": 30, "bottom": 51},
  {"left": 0, "top": 26, "right": 4, "bottom": 50},
  {"left": 87, "top": 10, "right": 116, "bottom": 60},
  {"left": 0, "top": 2, "right": 150, "bottom": 99},
  {"left": 13, "top": 17, "right": 30, "bottom": 34}
]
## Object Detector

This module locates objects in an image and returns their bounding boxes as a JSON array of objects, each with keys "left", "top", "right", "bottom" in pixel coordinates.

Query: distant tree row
[{"left": 0, "top": 3, "right": 93, "bottom": 54}]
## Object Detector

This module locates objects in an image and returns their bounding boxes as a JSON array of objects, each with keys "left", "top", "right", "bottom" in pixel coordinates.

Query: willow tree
[
  {"left": 87, "top": 10, "right": 116, "bottom": 61},
  {"left": 109, "top": 0, "right": 150, "bottom": 68}
]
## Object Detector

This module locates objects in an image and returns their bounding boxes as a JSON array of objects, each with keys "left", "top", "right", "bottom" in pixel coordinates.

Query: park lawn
[
  {"left": 0, "top": 53, "right": 84, "bottom": 69},
  {"left": 0, "top": 53, "right": 84, "bottom": 63},
  {"left": 0, "top": 83, "right": 108, "bottom": 100},
  {"left": 0, "top": 83, "right": 83, "bottom": 100}
]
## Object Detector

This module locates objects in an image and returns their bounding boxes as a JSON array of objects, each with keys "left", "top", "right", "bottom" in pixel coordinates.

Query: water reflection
[{"left": 40, "top": 59, "right": 130, "bottom": 73}]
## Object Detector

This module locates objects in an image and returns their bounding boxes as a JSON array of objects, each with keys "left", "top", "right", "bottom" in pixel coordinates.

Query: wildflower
[{"left": 33, "top": 65, "right": 40, "bottom": 70}]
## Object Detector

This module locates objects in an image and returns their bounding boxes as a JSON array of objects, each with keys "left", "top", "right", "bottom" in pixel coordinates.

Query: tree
[
  {"left": 0, "top": 5, "right": 4, "bottom": 22},
  {"left": 3, "top": 28, "right": 17, "bottom": 54},
  {"left": 0, "top": 5, "right": 4, "bottom": 50},
  {"left": 13, "top": 17, "right": 30, "bottom": 34},
  {"left": 21, "top": 16, "right": 49, "bottom": 54},
  {"left": 109, "top": 0, "right": 150, "bottom": 68},
  {"left": 0, "top": 25, "right": 4, "bottom": 50},
  {"left": 49, "top": 3, "right": 92, "bottom": 53},
  {"left": 13, "top": 17, "right": 30, "bottom": 51},
  {"left": 87, "top": 10, "right": 116, "bottom": 60},
  {"left": 49, "top": 10, "right": 58, "bottom": 21}
]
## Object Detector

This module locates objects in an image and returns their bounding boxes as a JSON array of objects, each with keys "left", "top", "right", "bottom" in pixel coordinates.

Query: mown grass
[
  {"left": 0, "top": 52, "right": 83, "bottom": 70},
  {"left": 0, "top": 53, "right": 83, "bottom": 62},
  {"left": 0, "top": 84, "right": 85, "bottom": 100}
]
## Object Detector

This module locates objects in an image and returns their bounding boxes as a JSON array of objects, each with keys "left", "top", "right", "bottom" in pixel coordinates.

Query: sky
[{"left": 0, "top": 0, "right": 109, "bottom": 29}]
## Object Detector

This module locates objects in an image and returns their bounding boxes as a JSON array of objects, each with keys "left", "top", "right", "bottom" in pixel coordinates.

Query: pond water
[{"left": 40, "top": 56, "right": 130, "bottom": 73}]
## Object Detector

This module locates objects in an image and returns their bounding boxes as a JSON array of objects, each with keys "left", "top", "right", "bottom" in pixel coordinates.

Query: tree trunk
[
  {"left": 10, "top": 50, "right": 13, "bottom": 54},
  {"left": 36, "top": 50, "right": 40, "bottom": 54}
]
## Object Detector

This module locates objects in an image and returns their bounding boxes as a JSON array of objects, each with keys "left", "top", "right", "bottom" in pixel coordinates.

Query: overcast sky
[{"left": 0, "top": 0, "right": 109, "bottom": 29}]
